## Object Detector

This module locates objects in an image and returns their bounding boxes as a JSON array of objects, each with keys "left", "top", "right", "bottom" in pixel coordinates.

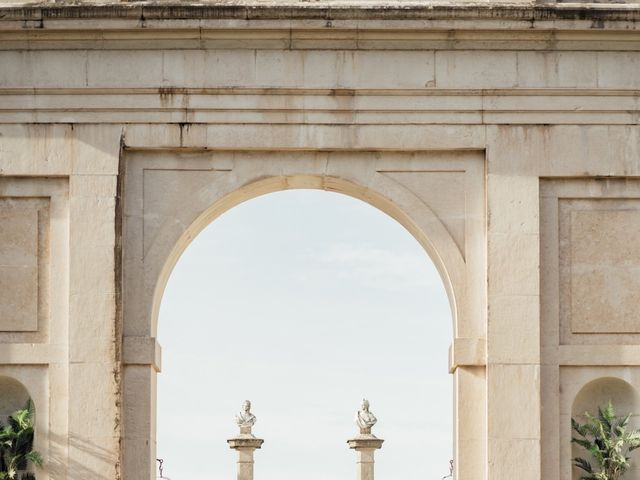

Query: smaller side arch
[
  {"left": 571, "top": 377, "right": 640, "bottom": 480},
  {"left": 572, "top": 377, "right": 640, "bottom": 421},
  {"left": 0, "top": 376, "right": 32, "bottom": 419}
]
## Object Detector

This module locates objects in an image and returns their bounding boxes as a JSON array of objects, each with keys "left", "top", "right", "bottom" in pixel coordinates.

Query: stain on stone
[
  {"left": 159, "top": 87, "right": 186, "bottom": 108},
  {"left": 1, "top": 2, "right": 639, "bottom": 23}
]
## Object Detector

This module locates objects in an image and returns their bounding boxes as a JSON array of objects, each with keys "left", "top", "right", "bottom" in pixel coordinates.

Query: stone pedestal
[
  {"left": 227, "top": 434, "right": 264, "bottom": 480},
  {"left": 348, "top": 435, "right": 384, "bottom": 480}
]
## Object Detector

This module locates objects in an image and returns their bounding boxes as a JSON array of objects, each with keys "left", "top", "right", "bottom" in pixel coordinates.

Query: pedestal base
[
  {"left": 348, "top": 434, "right": 384, "bottom": 480},
  {"left": 228, "top": 436, "right": 264, "bottom": 480}
]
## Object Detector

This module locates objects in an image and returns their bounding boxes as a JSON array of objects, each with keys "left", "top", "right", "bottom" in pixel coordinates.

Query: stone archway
[{"left": 121, "top": 149, "right": 487, "bottom": 480}]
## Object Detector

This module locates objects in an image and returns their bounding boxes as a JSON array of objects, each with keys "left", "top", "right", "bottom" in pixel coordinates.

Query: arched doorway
[
  {"left": 121, "top": 150, "right": 486, "bottom": 480},
  {"left": 156, "top": 189, "right": 453, "bottom": 479}
]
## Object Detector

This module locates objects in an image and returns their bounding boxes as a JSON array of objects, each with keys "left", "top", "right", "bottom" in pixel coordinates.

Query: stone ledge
[
  {"left": 347, "top": 436, "right": 385, "bottom": 450},
  {"left": 449, "top": 337, "right": 487, "bottom": 372},
  {"left": 122, "top": 336, "right": 162, "bottom": 371},
  {"left": 552, "top": 345, "right": 640, "bottom": 366},
  {"left": 1, "top": 2, "right": 640, "bottom": 23},
  {"left": 1, "top": 89, "right": 639, "bottom": 126},
  {"left": 0, "top": 343, "right": 65, "bottom": 364},
  {"left": 227, "top": 437, "right": 264, "bottom": 449}
]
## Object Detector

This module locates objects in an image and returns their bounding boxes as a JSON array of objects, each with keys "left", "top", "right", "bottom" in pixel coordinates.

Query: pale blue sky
[{"left": 157, "top": 190, "right": 453, "bottom": 480}]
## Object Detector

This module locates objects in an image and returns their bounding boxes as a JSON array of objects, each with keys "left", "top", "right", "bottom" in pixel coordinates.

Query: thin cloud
[{"left": 298, "top": 243, "right": 443, "bottom": 291}]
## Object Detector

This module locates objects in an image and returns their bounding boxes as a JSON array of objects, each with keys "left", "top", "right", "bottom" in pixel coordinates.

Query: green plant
[
  {"left": 0, "top": 399, "right": 42, "bottom": 480},
  {"left": 572, "top": 400, "right": 640, "bottom": 480}
]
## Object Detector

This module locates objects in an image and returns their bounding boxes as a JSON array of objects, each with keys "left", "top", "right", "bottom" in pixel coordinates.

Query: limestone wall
[{"left": 0, "top": 2, "right": 639, "bottom": 479}]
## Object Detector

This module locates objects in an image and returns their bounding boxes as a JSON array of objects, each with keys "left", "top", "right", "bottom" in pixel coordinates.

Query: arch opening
[
  {"left": 149, "top": 175, "right": 461, "bottom": 340},
  {"left": 155, "top": 188, "right": 454, "bottom": 479}
]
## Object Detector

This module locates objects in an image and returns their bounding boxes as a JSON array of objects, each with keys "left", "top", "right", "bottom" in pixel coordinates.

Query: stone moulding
[
  {"left": 2, "top": 2, "right": 640, "bottom": 23},
  {"left": 1, "top": 88, "right": 638, "bottom": 126}
]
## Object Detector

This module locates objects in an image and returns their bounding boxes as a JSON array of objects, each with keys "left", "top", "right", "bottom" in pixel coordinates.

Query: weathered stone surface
[
  {"left": 569, "top": 207, "right": 640, "bottom": 334},
  {"left": 0, "top": 207, "right": 38, "bottom": 332},
  {"left": 1, "top": 2, "right": 640, "bottom": 480}
]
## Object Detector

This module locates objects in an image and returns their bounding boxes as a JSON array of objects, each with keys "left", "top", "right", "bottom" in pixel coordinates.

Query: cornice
[
  {"left": 1, "top": 3, "right": 639, "bottom": 50},
  {"left": 1, "top": 2, "right": 640, "bottom": 27}
]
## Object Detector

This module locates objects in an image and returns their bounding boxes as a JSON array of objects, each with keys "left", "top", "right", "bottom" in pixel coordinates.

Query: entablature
[{"left": 1, "top": 1, "right": 640, "bottom": 52}]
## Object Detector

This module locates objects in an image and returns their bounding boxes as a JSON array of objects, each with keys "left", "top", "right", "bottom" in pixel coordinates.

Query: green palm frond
[
  {"left": 572, "top": 401, "right": 640, "bottom": 480},
  {"left": 573, "top": 438, "right": 595, "bottom": 451},
  {"left": 574, "top": 457, "right": 594, "bottom": 473},
  {"left": 0, "top": 399, "right": 42, "bottom": 480},
  {"left": 23, "top": 452, "right": 42, "bottom": 468}
]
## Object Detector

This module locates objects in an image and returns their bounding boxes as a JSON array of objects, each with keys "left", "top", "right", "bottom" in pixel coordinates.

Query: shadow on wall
[
  {"left": 571, "top": 377, "right": 640, "bottom": 480},
  {"left": 48, "top": 431, "right": 118, "bottom": 480}
]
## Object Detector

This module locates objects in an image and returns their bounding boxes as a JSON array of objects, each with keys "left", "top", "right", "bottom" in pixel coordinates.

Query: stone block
[
  {"left": 486, "top": 125, "right": 545, "bottom": 176},
  {"left": 455, "top": 366, "right": 486, "bottom": 480},
  {"left": 488, "top": 294, "right": 540, "bottom": 364},
  {"left": 489, "top": 438, "right": 541, "bottom": 480},
  {"left": 354, "top": 50, "right": 435, "bottom": 89},
  {"left": 72, "top": 125, "right": 123, "bottom": 175},
  {"left": 488, "top": 174, "right": 539, "bottom": 235},
  {"left": 488, "top": 232, "right": 539, "bottom": 297},
  {"left": 69, "top": 175, "right": 117, "bottom": 198},
  {"left": 0, "top": 124, "right": 74, "bottom": 175},
  {"left": 69, "top": 195, "right": 116, "bottom": 248},
  {"left": 516, "top": 51, "right": 597, "bottom": 88},
  {"left": 204, "top": 49, "right": 257, "bottom": 87},
  {"left": 123, "top": 365, "right": 156, "bottom": 440},
  {"left": 435, "top": 51, "right": 517, "bottom": 88},
  {"left": 67, "top": 434, "right": 119, "bottom": 480},
  {"left": 69, "top": 293, "right": 116, "bottom": 363},
  {"left": 160, "top": 50, "right": 206, "bottom": 87},
  {"left": 68, "top": 362, "right": 119, "bottom": 438},
  {"left": 0, "top": 50, "right": 87, "bottom": 88},
  {"left": 69, "top": 244, "right": 115, "bottom": 296},
  {"left": 488, "top": 364, "right": 541, "bottom": 439},
  {"left": 0, "top": 206, "right": 39, "bottom": 331},
  {"left": 87, "top": 50, "right": 162, "bottom": 88},
  {"left": 597, "top": 52, "right": 640, "bottom": 88},
  {"left": 565, "top": 204, "right": 640, "bottom": 333},
  {"left": 255, "top": 50, "right": 305, "bottom": 88},
  {"left": 488, "top": 125, "right": 640, "bottom": 178},
  {"left": 302, "top": 50, "right": 355, "bottom": 88}
]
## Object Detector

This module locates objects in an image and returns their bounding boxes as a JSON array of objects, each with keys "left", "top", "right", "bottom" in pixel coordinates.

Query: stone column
[
  {"left": 347, "top": 400, "right": 384, "bottom": 480},
  {"left": 227, "top": 400, "right": 264, "bottom": 480}
]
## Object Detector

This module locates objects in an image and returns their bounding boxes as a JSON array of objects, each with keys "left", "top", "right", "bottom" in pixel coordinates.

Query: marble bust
[
  {"left": 235, "top": 400, "right": 257, "bottom": 429},
  {"left": 356, "top": 399, "right": 377, "bottom": 434}
]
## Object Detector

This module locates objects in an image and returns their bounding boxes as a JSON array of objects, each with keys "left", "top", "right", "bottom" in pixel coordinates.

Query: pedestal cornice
[
  {"left": 347, "top": 435, "right": 385, "bottom": 450},
  {"left": 227, "top": 436, "right": 265, "bottom": 450}
]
